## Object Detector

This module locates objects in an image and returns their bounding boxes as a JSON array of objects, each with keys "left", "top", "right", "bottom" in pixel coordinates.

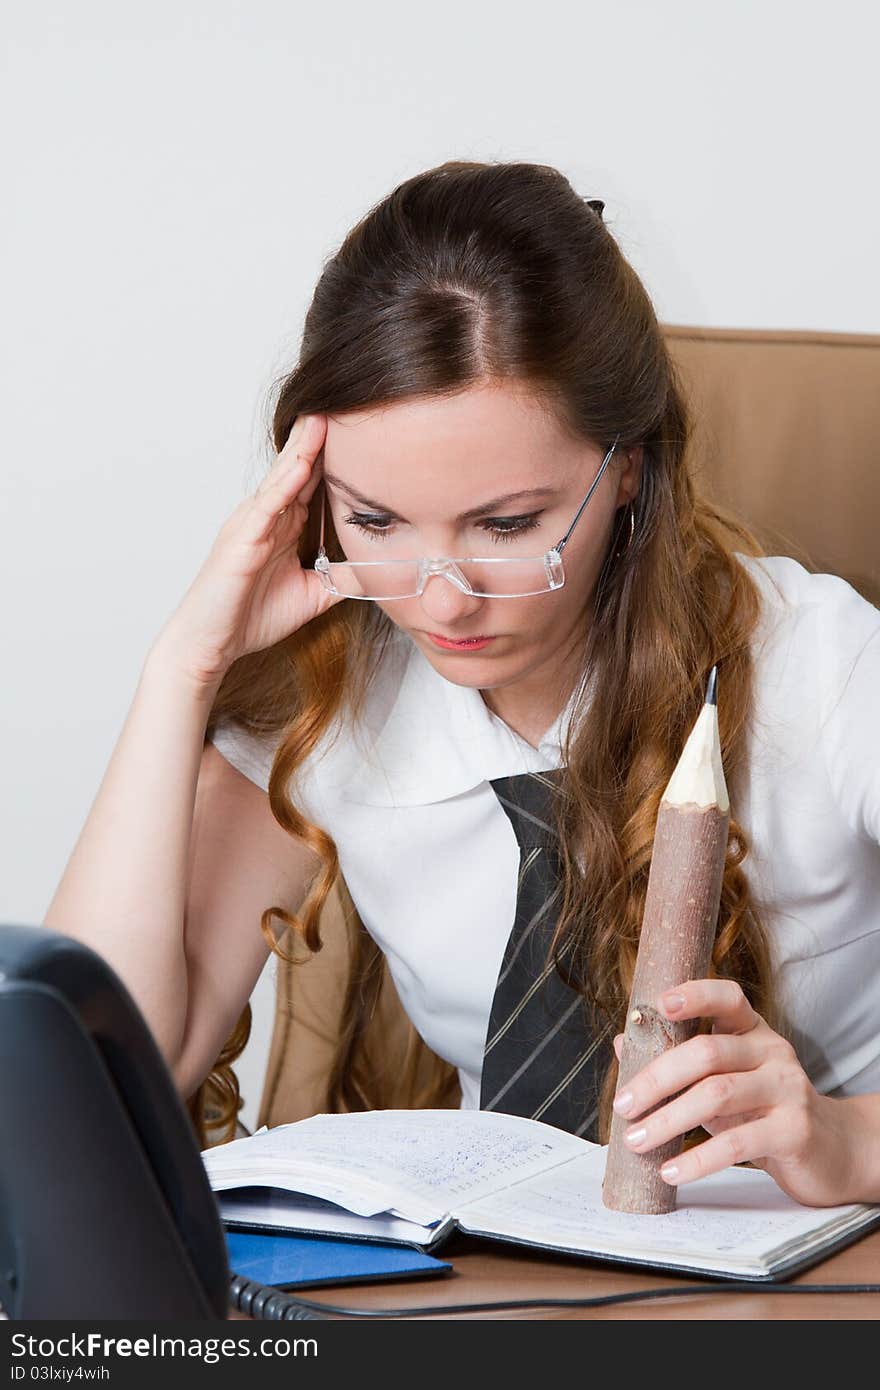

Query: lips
[{"left": 425, "top": 631, "right": 497, "bottom": 650}]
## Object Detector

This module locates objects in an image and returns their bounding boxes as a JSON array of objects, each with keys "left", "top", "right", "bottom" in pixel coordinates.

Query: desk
[{"left": 228, "top": 1226, "right": 880, "bottom": 1320}]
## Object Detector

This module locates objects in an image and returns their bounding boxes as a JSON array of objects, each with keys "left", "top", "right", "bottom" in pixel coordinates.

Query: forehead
[{"left": 322, "top": 381, "right": 584, "bottom": 506}]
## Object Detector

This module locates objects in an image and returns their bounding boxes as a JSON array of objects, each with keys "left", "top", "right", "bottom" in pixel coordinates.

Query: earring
[{"left": 615, "top": 501, "right": 636, "bottom": 558}]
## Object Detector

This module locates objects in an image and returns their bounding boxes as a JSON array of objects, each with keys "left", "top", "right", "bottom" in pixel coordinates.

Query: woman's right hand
[{"left": 155, "top": 412, "right": 346, "bottom": 691}]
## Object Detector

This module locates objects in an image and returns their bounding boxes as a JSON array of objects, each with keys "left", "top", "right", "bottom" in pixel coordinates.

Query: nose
[{"left": 417, "top": 567, "right": 488, "bottom": 626}]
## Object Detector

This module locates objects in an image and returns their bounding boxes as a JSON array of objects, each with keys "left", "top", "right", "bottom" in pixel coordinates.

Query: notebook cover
[
  {"left": 456, "top": 1206, "right": 880, "bottom": 1283},
  {"left": 224, "top": 1229, "right": 453, "bottom": 1290}
]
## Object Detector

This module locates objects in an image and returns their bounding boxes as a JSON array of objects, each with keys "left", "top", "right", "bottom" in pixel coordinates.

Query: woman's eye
[
  {"left": 482, "top": 515, "right": 542, "bottom": 543},
  {"left": 342, "top": 512, "right": 543, "bottom": 544},
  {"left": 343, "top": 512, "right": 396, "bottom": 540}
]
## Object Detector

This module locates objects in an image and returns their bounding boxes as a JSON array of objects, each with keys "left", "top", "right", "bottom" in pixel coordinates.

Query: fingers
[
  {"left": 244, "top": 414, "right": 326, "bottom": 546},
  {"left": 268, "top": 411, "right": 326, "bottom": 481},
  {"left": 254, "top": 413, "right": 326, "bottom": 503},
  {"left": 295, "top": 449, "right": 326, "bottom": 510},
  {"left": 655, "top": 1118, "right": 772, "bottom": 1186},
  {"left": 619, "top": 1068, "right": 770, "bottom": 1157},
  {"left": 612, "top": 1028, "right": 767, "bottom": 1121},
  {"left": 247, "top": 488, "right": 310, "bottom": 550},
  {"left": 263, "top": 498, "right": 308, "bottom": 549},
  {"left": 656, "top": 978, "right": 761, "bottom": 1035}
]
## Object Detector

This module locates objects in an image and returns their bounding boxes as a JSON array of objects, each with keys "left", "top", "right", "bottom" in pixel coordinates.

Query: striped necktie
[{"left": 479, "top": 768, "right": 611, "bottom": 1139}]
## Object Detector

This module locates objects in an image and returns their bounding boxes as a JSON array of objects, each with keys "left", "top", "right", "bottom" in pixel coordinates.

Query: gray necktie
[{"left": 479, "top": 768, "right": 611, "bottom": 1139}]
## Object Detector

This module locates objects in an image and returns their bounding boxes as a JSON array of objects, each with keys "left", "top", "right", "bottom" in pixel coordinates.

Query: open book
[{"left": 200, "top": 1108, "right": 880, "bottom": 1283}]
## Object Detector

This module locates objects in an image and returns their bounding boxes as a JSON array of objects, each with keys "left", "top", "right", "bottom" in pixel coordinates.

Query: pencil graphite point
[
  {"left": 660, "top": 666, "right": 729, "bottom": 815},
  {"left": 705, "top": 665, "right": 718, "bottom": 706}
]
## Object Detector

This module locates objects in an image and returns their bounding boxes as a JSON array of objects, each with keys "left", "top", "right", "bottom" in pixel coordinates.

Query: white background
[{"left": 3, "top": 1, "right": 878, "bottom": 1133}]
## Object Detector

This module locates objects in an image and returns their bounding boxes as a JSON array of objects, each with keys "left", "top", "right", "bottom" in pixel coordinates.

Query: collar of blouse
[{"left": 342, "top": 632, "right": 593, "bottom": 808}]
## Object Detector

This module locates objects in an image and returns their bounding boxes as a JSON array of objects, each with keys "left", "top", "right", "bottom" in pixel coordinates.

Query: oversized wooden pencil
[{"left": 602, "top": 666, "right": 730, "bottom": 1214}]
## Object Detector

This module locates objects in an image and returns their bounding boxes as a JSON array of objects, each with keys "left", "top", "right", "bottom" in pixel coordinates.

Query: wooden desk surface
[{"left": 229, "top": 1226, "right": 880, "bottom": 1321}]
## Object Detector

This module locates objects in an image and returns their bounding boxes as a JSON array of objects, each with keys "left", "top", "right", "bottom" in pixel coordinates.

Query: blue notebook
[{"left": 225, "top": 1229, "right": 452, "bottom": 1290}]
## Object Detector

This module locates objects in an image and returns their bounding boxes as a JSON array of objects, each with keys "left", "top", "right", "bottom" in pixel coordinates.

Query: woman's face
[{"left": 320, "top": 380, "right": 641, "bottom": 699}]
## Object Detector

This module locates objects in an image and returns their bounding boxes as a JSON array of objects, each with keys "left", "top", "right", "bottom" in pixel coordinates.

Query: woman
[{"left": 46, "top": 159, "right": 880, "bottom": 1207}]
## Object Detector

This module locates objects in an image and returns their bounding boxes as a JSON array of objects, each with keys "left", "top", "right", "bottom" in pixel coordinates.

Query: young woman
[{"left": 45, "top": 160, "right": 880, "bottom": 1207}]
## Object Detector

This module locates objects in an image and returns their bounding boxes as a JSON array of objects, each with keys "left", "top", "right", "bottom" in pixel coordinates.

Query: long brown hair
[{"left": 189, "top": 159, "right": 785, "bottom": 1149}]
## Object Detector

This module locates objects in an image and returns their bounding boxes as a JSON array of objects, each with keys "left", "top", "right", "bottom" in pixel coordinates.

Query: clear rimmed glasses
[{"left": 312, "top": 434, "right": 621, "bottom": 600}]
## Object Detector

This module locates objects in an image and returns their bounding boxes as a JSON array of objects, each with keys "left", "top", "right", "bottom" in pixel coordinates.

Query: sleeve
[
  {"left": 207, "top": 720, "right": 276, "bottom": 793},
  {"left": 208, "top": 718, "right": 330, "bottom": 830},
  {"left": 813, "top": 574, "right": 880, "bottom": 845}
]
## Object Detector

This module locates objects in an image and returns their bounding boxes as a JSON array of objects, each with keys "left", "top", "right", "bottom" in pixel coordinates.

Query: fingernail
[
  {"left": 660, "top": 1163, "right": 679, "bottom": 1182},
  {"left": 613, "top": 1090, "right": 633, "bottom": 1115},
  {"left": 662, "top": 993, "right": 685, "bottom": 1014},
  {"left": 625, "top": 1127, "right": 647, "bottom": 1146}
]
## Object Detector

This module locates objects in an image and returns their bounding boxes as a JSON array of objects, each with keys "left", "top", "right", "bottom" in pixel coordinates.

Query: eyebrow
[{"left": 322, "top": 472, "right": 562, "bottom": 521}]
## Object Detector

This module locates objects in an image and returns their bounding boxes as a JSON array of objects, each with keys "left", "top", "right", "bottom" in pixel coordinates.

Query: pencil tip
[{"left": 705, "top": 665, "right": 718, "bottom": 706}]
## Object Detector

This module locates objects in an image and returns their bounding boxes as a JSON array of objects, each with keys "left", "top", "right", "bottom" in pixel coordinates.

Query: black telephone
[{"left": 0, "top": 923, "right": 310, "bottom": 1320}]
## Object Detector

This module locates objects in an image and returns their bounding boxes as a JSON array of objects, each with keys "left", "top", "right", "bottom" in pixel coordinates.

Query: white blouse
[{"left": 208, "top": 553, "right": 880, "bottom": 1108}]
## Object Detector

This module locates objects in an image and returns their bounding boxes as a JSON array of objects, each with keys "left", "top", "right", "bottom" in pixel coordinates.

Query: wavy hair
[{"left": 188, "top": 159, "right": 785, "bottom": 1150}]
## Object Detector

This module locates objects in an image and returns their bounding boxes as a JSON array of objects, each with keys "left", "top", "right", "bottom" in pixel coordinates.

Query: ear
[{"left": 614, "top": 444, "right": 643, "bottom": 509}]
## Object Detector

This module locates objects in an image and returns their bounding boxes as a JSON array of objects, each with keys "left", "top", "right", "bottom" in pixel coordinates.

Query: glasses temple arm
[{"left": 553, "top": 434, "right": 621, "bottom": 555}]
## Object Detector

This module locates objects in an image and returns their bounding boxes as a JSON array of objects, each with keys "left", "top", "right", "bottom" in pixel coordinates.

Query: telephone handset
[{"left": 0, "top": 924, "right": 311, "bottom": 1319}]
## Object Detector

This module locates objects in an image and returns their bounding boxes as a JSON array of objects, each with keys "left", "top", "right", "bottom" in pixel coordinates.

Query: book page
[
  {"left": 218, "top": 1186, "right": 443, "bottom": 1247},
  {"left": 201, "top": 1108, "right": 590, "bottom": 1227},
  {"left": 456, "top": 1149, "right": 874, "bottom": 1273}
]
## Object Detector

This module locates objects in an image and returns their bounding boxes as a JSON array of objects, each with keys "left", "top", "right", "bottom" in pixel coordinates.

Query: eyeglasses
[{"left": 312, "top": 434, "right": 621, "bottom": 600}]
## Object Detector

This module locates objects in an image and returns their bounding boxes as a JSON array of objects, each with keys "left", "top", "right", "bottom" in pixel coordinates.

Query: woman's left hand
[{"left": 611, "top": 978, "right": 859, "bottom": 1206}]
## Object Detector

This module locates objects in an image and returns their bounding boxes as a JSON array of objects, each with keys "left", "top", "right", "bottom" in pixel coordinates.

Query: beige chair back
[{"left": 666, "top": 325, "right": 879, "bottom": 605}]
